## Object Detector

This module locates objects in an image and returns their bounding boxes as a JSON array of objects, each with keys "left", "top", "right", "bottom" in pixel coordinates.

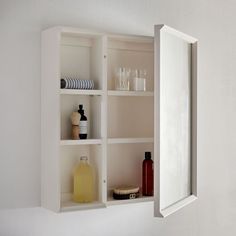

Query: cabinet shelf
[
  {"left": 60, "top": 89, "right": 103, "bottom": 96},
  {"left": 107, "top": 196, "right": 154, "bottom": 206},
  {"left": 60, "top": 201, "right": 106, "bottom": 212},
  {"left": 60, "top": 139, "right": 102, "bottom": 146},
  {"left": 108, "top": 138, "right": 154, "bottom": 144},
  {"left": 108, "top": 90, "right": 154, "bottom": 97}
]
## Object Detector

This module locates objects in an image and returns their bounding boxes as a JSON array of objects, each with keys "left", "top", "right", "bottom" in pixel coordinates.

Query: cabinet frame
[{"left": 41, "top": 25, "right": 197, "bottom": 217}]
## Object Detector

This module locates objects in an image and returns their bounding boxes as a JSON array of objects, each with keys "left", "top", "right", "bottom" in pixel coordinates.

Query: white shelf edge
[
  {"left": 107, "top": 196, "right": 154, "bottom": 206},
  {"left": 60, "top": 89, "right": 103, "bottom": 96},
  {"left": 108, "top": 46, "right": 154, "bottom": 53},
  {"left": 60, "top": 139, "right": 102, "bottom": 146},
  {"left": 60, "top": 201, "right": 106, "bottom": 212},
  {"left": 108, "top": 90, "right": 154, "bottom": 97},
  {"left": 108, "top": 138, "right": 154, "bottom": 144}
]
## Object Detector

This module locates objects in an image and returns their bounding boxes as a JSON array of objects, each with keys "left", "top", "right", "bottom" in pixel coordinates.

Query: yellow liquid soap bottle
[{"left": 73, "top": 156, "right": 95, "bottom": 203}]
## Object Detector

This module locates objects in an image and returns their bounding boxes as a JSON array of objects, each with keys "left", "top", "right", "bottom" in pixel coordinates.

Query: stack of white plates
[{"left": 61, "top": 78, "right": 95, "bottom": 90}]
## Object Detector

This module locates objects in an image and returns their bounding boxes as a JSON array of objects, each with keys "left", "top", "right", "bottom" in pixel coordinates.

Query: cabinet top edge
[
  {"left": 42, "top": 26, "right": 154, "bottom": 43},
  {"left": 155, "top": 24, "right": 198, "bottom": 43}
]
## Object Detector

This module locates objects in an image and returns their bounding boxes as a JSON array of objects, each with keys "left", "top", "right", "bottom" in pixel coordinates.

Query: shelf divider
[
  {"left": 60, "top": 201, "right": 106, "bottom": 212},
  {"left": 60, "top": 139, "right": 102, "bottom": 146},
  {"left": 108, "top": 90, "right": 154, "bottom": 97},
  {"left": 108, "top": 137, "right": 154, "bottom": 144},
  {"left": 60, "top": 89, "right": 103, "bottom": 96},
  {"left": 106, "top": 196, "right": 154, "bottom": 206}
]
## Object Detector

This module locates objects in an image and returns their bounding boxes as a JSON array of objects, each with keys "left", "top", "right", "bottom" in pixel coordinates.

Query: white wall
[{"left": 1, "top": 0, "right": 236, "bottom": 235}]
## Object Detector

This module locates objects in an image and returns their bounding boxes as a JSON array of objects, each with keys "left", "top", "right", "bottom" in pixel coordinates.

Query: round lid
[
  {"left": 80, "top": 156, "right": 88, "bottom": 161},
  {"left": 145, "top": 152, "right": 151, "bottom": 159},
  {"left": 113, "top": 186, "right": 139, "bottom": 195}
]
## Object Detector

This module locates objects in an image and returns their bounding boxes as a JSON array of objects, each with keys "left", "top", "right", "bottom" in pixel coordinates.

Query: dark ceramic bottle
[
  {"left": 78, "top": 104, "right": 87, "bottom": 139},
  {"left": 142, "top": 152, "right": 153, "bottom": 196}
]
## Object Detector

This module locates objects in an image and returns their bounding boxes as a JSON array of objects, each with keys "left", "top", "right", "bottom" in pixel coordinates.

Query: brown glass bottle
[{"left": 142, "top": 152, "right": 153, "bottom": 196}]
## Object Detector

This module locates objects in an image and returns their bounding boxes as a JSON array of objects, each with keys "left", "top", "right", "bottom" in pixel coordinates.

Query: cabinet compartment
[
  {"left": 108, "top": 96, "right": 154, "bottom": 138},
  {"left": 107, "top": 36, "right": 154, "bottom": 91},
  {"left": 60, "top": 95, "right": 101, "bottom": 140},
  {"left": 107, "top": 143, "right": 154, "bottom": 204},
  {"left": 60, "top": 144, "right": 104, "bottom": 210},
  {"left": 60, "top": 33, "right": 104, "bottom": 90}
]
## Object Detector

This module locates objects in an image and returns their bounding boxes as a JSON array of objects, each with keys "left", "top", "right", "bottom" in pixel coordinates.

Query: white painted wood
[
  {"left": 61, "top": 35, "right": 93, "bottom": 48},
  {"left": 42, "top": 25, "right": 197, "bottom": 217},
  {"left": 60, "top": 39, "right": 91, "bottom": 80},
  {"left": 42, "top": 27, "right": 107, "bottom": 213},
  {"left": 107, "top": 143, "right": 154, "bottom": 197},
  {"left": 108, "top": 96, "right": 154, "bottom": 138},
  {"left": 61, "top": 200, "right": 106, "bottom": 212},
  {"left": 60, "top": 145, "right": 103, "bottom": 205},
  {"left": 161, "top": 27, "right": 192, "bottom": 209},
  {"left": 60, "top": 33, "right": 104, "bottom": 89},
  {"left": 108, "top": 34, "right": 154, "bottom": 44},
  {"left": 91, "top": 36, "right": 105, "bottom": 90},
  {"left": 41, "top": 27, "right": 61, "bottom": 212},
  {"left": 61, "top": 26, "right": 104, "bottom": 37},
  {"left": 108, "top": 39, "right": 154, "bottom": 52},
  {"left": 154, "top": 24, "right": 197, "bottom": 217},
  {"left": 100, "top": 36, "right": 108, "bottom": 203},
  {"left": 108, "top": 138, "right": 154, "bottom": 144},
  {"left": 108, "top": 90, "right": 154, "bottom": 97},
  {"left": 160, "top": 195, "right": 197, "bottom": 217},
  {"left": 107, "top": 37, "right": 154, "bottom": 91},
  {"left": 191, "top": 42, "right": 198, "bottom": 198},
  {"left": 155, "top": 25, "right": 197, "bottom": 44},
  {"left": 90, "top": 144, "right": 104, "bottom": 204},
  {"left": 60, "top": 95, "right": 102, "bottom": 139},
  {"left": 60, "top": 89, "right": 103, "bottom": 95},
  {"left": 60, "top": 139, "right": 102, "bottom": 146},
  {"left": 90, "top": 96, "right": 102, "bottom": 139},
  {"left": 107, "top": 196, "right": 154, "bottom": 206}
]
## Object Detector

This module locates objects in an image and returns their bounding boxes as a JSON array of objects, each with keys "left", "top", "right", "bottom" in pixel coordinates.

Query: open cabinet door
[{"left": 154, "top": 25, "right": 197, "bottom": 217}]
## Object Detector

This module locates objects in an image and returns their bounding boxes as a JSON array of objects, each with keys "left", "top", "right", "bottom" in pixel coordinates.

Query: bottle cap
[
  {"left": 78, "top": 104, "right": 84, "bottom": 115},
  {"left": 145, "top": 152, "right": 151, "bottom": 159},
  {"left": 80, "top": 156, "right": 88, "bottom": 161}
]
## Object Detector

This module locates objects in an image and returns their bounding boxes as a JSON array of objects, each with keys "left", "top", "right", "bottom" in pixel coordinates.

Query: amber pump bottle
[{"left": 142, "top": 152, "right": 153, "bottom": 196}]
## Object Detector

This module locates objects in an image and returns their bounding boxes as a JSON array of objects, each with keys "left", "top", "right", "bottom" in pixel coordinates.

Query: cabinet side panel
[
  {"left": 41, "top": 29, "right": 61, "bottom": 212},
  {"left": 191, "top": 42, "right": 198, "bottom": 197},
  {"left": 154, "top": 27, "right": 161, "bottom": 217}
]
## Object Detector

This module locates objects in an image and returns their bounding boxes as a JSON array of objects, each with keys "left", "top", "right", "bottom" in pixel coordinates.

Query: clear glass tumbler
[{"left": 115, "top": 67, "right": 130, "bottom": 91}]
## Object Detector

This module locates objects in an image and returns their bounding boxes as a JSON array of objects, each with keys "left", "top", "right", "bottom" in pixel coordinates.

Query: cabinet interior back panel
[
  {"left": 107, "top": 39, "right": 154, "bottom": 91},
  {"left": 60, "top": 35, "right": 104, "bottom": 89},
  {"left": 60, "top": 95, "right": 101, "bottom": 140},
  {"left": 61, "top": 42, "right": 91, "bottom": 80},
  {"left": 108, "top": 96, "right": 154, "bottom": 138},
  {"left": 107, "top": 143, "right": 154, "bottom": 196}
]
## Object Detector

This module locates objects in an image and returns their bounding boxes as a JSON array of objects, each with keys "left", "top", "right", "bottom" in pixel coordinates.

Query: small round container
[{"left": 113, "top": 186, "right": 139, "bottom": 200}]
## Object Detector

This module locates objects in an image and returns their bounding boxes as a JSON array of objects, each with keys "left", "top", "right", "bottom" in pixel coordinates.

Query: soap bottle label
[{"left": 79, "top": 121, "right": 87, "bottom": 134}]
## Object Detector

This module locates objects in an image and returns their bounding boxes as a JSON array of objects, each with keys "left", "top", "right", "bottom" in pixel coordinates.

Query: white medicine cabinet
[{"left": 41, "top": 25, "right": 197, "bottom": 217}]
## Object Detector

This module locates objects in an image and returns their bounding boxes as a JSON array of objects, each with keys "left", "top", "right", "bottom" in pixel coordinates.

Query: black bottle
[{"left": 78, "top": 105, "right": 87, "bottom": 139}]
